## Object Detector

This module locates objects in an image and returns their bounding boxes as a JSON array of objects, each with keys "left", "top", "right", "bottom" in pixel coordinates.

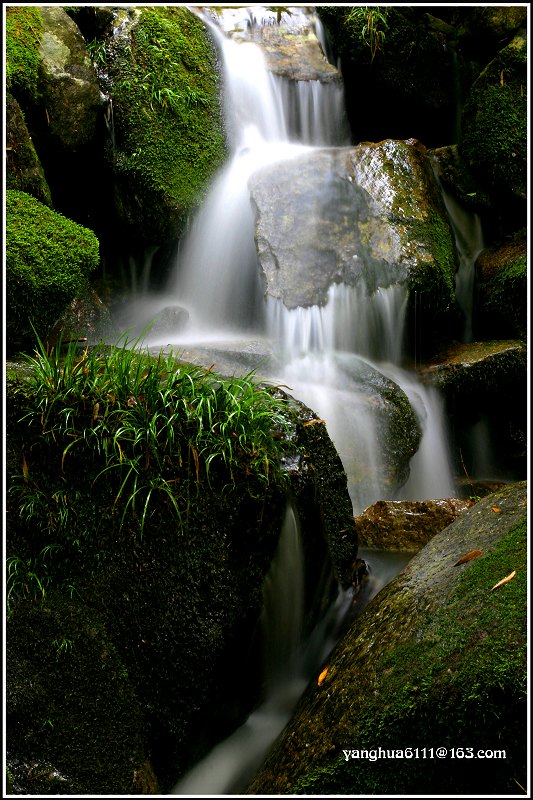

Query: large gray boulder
[
  {"left": 247, "top": 481, "right": 527, "bottom": 795},
  {"left": 249, "top": 139, "right": 458, "bottom": 345},
  {"left": 38, "top": 6, "right": 103, "bottom": 152}
]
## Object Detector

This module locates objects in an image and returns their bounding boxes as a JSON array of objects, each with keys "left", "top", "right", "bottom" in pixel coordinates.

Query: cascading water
[
  {"left": 173, "top": 498, "right": 308, "bottom": 795},
  {"left": 155, "top": 5, "right": 460, "bottom": 792},
  {"left": 434, "top": 171, "right": 485, "bottom": 343}
]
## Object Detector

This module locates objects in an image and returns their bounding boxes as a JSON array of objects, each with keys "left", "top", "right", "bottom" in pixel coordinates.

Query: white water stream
[{"left": 122, "top": 7, "right": 460, "bottom": 793}]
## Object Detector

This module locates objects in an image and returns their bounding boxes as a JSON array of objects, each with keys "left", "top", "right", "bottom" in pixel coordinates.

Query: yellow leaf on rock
[
  {"left": 318, "top": 667, "right": 328, "bottom": 685},
  {"left": 491, "top": 506, "right": 501, "bottom": 513},
  {"left": 454, "top": 549, "right": 483, "bottom": 566},
  {"left": 490, "top": 571, "right": 516, "bottom": 591}
]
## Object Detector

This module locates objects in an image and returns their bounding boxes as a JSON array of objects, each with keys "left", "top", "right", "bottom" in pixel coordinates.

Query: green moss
[
  {"left": 480, "top": 253, "right": 527, "bottom": 339},
  {"left": 5, "top": 6, "right": 43, "bottom": 100},
  {"left": 7, "top": 595, "right": 153, "bottom": 794},
  {"left": 295, "top": 519, "right": 527, "bottom": 795},
  {"left": 411, "top": 212, "right": 456, "bottom": 294},
  {"left": 5, "top": 190, "right": 100, "bottom": 354},
  {"left": 107, "top": 6, "right": 226, "bottom": 242},
  {"left": 405, "top": 210, "right": 458, "bottom": 351},
  {"left": 460, "top": 41, "right": 527, "bottom": 200}
]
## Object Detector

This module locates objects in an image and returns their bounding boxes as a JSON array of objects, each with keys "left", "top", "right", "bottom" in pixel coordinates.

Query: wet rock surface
[
  {"left": 247, "top": 481, "right": 527, "bottom": 796},
  {"left": 355, "top": 497, "right": 474, "bottom": 551},
  {"left": 249, "top": 141, "right": 456, "bottom": 323}
]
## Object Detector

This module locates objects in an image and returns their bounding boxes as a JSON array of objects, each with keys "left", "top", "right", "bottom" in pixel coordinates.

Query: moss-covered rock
[
  {"left": 317, "top": 7, "right": 458, "bottom": 147},
  {"left": 37, "top": 6, "right": 103, "bottom": 153},
  {"left": 475, "top": 233, "right": 527, "bottom": 340},
  {"left": 247, "top": 481, "right": 527, "bottom": 795},
  {"left": 101, "top": 6, "right": 226, "bottom": 244},
  {"left": 5, "top": 190, "right": 100, "bottom": 354},
  {"left": 7, "top": 595, "right": 156, "bottom": 795},
  {"left": 5, "top": 349, "right": 357, "bottom": 791},
  {"left": 5, "top": 92, "right": 52, "bottom": 206},
  {"left": 5, "top": 5, "right": 43, "bottom": 102},
  {"left": 459, "top": 31, "right": 527, "bottom": 206},
  {"left": 453, "top": 6, "right": 527, "bottom": 63},
  {"left": 420, "top": 340, "right": 527, "bottom": 481},
  {"left": 346, "top": 139, "right": 459, "bottom": 338}
]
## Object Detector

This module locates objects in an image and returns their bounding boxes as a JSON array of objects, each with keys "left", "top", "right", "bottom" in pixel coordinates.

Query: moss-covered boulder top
[
  {"left": 5, "top": 190, "right": 100, "bottom": 355},
  {"left": 247, "top": 481, "right": 527, "bottom": 795},
  {"left": 102, "top": 5, "right": 226, "bottom": 243},
  {"left": 420, "top": 339, "right": 527, "bottom": 398},
  {"left": 5, "top": 5, "right": 43, "bottom": 100}
]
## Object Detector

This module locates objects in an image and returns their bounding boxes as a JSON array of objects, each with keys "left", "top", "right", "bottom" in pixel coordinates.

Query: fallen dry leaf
[
  {"left": 22, "top": 452, "right": 29, "bottom": 482},
  {"left": 490, "top": 571, "right": 516, "bottom": 591},
  {"left": 454, "top": 549, "right": 483, "bottom": 566},
  {"left": 491, "top": 506, "right": 501, "bottom": 513},
  {"left": 318, "top": 666, "right": 329, "bottom": 685}
]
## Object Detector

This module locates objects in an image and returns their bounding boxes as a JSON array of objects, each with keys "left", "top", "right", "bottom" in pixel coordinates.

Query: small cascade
[
  {"left": 267, "top": 282, "right": 408, "bottom": 363},
  {"left": 172, "top": 498, "right": 310, "bottom": 796},
  {"left": 260, "top": 500, "right": 305, "bottom": 694},
  {"left": 433, "top": 169, "right": 485, "bottom": 343},
  {"left": 272, "top": 75, "right": 351, "bottom": 145},
  {"left": 379, "top": 363, "right": 457, "bottom": 500}
]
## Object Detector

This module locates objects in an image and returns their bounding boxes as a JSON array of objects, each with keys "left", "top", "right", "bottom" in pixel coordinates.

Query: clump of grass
[
  {"left": 345, "top": 6, "right": 389, "bottom": 63},
  {"left": 16, "top": 332, "right": 297, "bottom": 539}
]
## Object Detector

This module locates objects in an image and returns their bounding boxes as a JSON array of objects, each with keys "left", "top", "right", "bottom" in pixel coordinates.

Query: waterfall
[
  {"left": 161, "top": 7, "right": 353, "bottom": 340},
  {"left": 432, "top": 163, "right": 485, "bottom": 343},
  {"left": 157, "top": 6, "right": 455, "bottom": 511},
  {"left": 157, "top": 7, "right": 459, "bottom": 790},
  {"left": 172, "top": 498, "right": 309, "bottom": 796}
]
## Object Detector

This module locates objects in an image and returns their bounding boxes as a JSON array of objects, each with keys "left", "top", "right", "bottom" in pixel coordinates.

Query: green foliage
[
  {"left": 7, "top": 552, "right": 51, "bottom": 608},
  {"left": 107, "top": 6, "right": 226, "bottom": 240},
  {"left": 86, "top": 37, "right": 107, "bottom": 67},
  {"left": 51, "top": 636, "right": 74, "bottom": 658},
  {"left": 345, "top": 6, "right": 389, "bottom": 62},
  {"left": 5, "top": 190, "right": 100, "bottom": 354},
  {"left": 14, "top": 332, "right": 296, "bottom": 546},
  {"left": 5, "top": 6, "right": 43, "bottom": 99},
  {"left": 460, "top": 38, "right": 527, "bottom": 200}
]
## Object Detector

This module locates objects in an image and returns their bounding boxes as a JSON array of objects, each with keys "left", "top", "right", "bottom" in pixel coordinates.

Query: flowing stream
[{"left": 117, "top": 7, "right": 463, "bottom": 793}]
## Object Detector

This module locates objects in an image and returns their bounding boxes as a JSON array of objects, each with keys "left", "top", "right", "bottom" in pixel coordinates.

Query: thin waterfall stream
[{"left": 114, "top": 7, "right": 464, "bottom": 792}]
